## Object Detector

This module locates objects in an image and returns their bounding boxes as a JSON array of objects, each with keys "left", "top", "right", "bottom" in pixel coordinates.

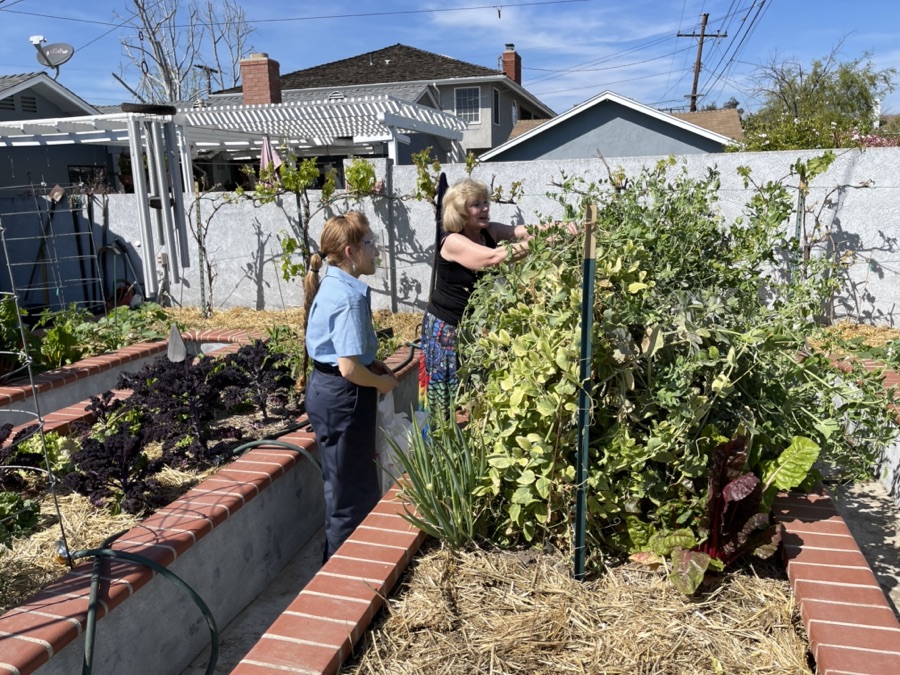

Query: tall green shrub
[{"left": 453, "top": 157, "right": 896, "bottom": 571}]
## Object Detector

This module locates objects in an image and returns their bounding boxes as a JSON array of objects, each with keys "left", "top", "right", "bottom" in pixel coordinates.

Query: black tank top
[{"left": 426, "top": 230, "right": 497, "bottom": 326}]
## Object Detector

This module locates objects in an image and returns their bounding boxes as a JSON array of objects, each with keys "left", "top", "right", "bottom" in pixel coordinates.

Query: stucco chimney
[
  {"left": 502, "top": 44, "right": 521, "bottom": 85},
  {"left": 240, "top": 53, "right": 282, "bottom": 105}
]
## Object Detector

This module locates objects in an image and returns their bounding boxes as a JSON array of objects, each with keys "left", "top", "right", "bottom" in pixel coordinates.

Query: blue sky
[{"left": 2, "top": 0, "right": 899, "bottom": 116}]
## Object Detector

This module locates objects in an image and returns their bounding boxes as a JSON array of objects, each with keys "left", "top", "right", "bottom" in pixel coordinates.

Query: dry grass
[
  {"left": 1, "top": 491, "right": 143, "bottom": 612},
  {"left": 824, "top": 320, "right": 900, "bottom": 347},
  {"left": 344, "top": 544, "right": 811, "bottom": 675},
  {"left": 162, "top": 307, "right": 422, "bottom": 345}
]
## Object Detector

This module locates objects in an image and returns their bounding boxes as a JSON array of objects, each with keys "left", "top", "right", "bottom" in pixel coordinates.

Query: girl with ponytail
[{"left": 302, "top": 211, "right": 398, "bottom": 560}]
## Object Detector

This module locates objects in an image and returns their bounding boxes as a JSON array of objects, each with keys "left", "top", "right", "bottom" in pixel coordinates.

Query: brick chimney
[
  {"left": 240, "top": 53, "right": 282, "bottom": 105},
  {"left": 502, "top": 44, "right": 521, "bottom": 85}
]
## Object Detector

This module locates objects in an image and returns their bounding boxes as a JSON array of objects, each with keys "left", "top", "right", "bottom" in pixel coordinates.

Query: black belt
[{"left": 312, "top": 360, "right": 341, "bottom": 375}]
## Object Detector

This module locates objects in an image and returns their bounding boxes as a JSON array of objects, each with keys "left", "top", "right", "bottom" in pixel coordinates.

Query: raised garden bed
[{"left": 0, "top": 336, "right": 417, "bottom": 674}]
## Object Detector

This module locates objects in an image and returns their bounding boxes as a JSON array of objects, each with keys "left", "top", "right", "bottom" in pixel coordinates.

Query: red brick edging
[{"left": 774, "top": 489, "right": 900, "bottom": 674}]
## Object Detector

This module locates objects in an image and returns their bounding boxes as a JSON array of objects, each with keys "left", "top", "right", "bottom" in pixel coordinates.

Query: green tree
[{"left": 737, "top": 43, "right": 896, "bottom": 151}]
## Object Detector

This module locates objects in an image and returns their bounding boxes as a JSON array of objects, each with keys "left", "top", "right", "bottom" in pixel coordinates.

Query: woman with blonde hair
[
  {"left": 303, "top": 211, "right": 398, "bottom": 561},
  {"left": 420, "top": 178, "right": 556, "bottom": 419}
]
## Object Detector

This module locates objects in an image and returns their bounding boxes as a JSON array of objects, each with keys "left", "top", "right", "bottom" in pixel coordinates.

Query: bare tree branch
[{"left": 114, "top": 0, "right": 255, "bottom": 103}]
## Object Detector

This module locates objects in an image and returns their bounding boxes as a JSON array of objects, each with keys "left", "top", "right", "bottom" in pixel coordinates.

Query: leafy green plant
[
  {"left": 1, "top": 429, "right": 73, "bottom": 480},
  {"left": 448, "top": 156, "right": 896, "bottom": 581},
  {"left": 0, "top": 296, "right": 29, "bottom": 381},
  {"left": 391, "top": 414, "right": 490, "bottom": 549},
  {"left": 0, "top": 492, "right": 39, "bottom": 548},
  {"left": 34, "top": 304, "right": 91, "bottom": 369},
  {"left": 78, "top": 303, "right": 169, "bottom": 353},
  {"left": 655, "top": 435, "right": 819, "bottom": 594}
]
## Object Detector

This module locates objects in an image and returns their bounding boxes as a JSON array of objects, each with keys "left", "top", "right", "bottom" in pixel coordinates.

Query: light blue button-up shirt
[{"left": 305, "top": 265, "right": 378, "bottom": 366}]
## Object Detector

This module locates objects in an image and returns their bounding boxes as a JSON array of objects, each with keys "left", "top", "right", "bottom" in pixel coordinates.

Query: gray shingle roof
[
  {"left": 0, "top": 73, "right": 44, "bottom": 96},
  {"left": 219, "top": 44, "right": 501, "bottom": 95}
]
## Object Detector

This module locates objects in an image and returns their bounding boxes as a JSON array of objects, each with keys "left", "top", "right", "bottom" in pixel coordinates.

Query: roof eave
[{"left": 481, "top": 90, "right": 731, "bottom": 160}]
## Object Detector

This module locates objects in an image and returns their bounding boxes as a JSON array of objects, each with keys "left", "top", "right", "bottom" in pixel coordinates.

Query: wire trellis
[{"left": 0, "top": 202, "right": 75, "bottom": 578}]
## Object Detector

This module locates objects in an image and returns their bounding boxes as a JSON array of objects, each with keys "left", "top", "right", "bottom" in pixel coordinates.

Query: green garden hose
[{"left": 72, "top": 545, "right": 220, "bottom": 675}]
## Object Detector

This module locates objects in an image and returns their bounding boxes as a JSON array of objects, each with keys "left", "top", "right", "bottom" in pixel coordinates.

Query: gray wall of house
[
  {"left": 0, "top": 87, "right": 77, "bottom": 121},
  {"left": 489, "top": 102, "right": 726, "bottom": 161},
  {"left": 438, "top": 82, "right": 523, "bottom": 153}
]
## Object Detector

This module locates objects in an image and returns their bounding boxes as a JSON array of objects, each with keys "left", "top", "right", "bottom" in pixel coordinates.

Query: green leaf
[
  {"left": 641, "top": 325, "right": 664, "bottom": 358},
  {"left": 648, "top": 529, "right": 697, "bottom": 556},
  {"left": 512, "top": 486, "right": 537, "bottom": 505},
  {"left": 762, "top": 436, "right": 820, "bottom": 492},
  {"left": 517, "top": 469, "right": 537, "bottom": 485},
  {"left": 669, "top": 548, "right": 711, "bottom": 595}
]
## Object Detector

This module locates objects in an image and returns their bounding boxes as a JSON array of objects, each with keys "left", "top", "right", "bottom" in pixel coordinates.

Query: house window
[
  {"left": 20, "top": 96, "right": 37, "bottom": 113},
  {"left": 512, "top": 101, "right": 518, "bottom": 126},
  {"left": 455, "top": 87, "right": 480, "bottom": 123},
  {"left": 493, "top": 89, "right": 500, "bottom": 125},
  {"left": 0, "top": 98, "right": 14, "bottom": 111}
]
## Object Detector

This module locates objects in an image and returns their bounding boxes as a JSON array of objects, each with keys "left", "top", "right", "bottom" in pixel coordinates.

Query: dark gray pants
[{"left": 306, "top": 368, "right": 380, "bottom": 560}]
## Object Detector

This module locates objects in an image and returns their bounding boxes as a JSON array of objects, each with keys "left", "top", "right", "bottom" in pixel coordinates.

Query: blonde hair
[
  {"left": 298, "top": 211, "right": 370, "bottom": 390},
  {"left": 441, "top": 178, "right": 490, "bottom": 233}
]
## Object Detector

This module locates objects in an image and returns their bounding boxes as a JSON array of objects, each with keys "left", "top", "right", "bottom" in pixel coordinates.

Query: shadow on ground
[{"left": 831, "top": 480, "right": 900, "bottom": 617}]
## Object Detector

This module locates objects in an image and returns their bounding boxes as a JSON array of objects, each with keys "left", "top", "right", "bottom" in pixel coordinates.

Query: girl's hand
[
  {"left": 376, "top": 374, "right": 399, "bottom": 395},
  {"left": 370, "top": 359, "right": 395, "bottom": 377}
]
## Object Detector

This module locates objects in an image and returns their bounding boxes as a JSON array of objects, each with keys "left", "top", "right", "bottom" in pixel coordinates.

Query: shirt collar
[{"left": 325, "top": 264, "right": 370, "bottom": 298}]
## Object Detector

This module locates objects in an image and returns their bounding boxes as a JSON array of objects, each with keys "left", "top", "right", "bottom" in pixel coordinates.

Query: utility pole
[{"left": 678, "top": 13, "right": 726, "bottom": 112}]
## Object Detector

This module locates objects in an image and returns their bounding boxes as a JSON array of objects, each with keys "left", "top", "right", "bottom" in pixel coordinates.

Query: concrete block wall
[{"left": 5, "top": 149, "right": 900, "bottom": 323}]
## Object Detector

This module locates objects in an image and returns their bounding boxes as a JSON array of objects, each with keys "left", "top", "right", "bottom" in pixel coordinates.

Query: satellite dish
[{"left": 35, "top": 43, "right": 74, "bottom": 68}]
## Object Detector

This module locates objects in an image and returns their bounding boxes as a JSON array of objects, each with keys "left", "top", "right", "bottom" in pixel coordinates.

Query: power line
[
  {"left": 0, "top": 0, "right": 592, "bottom": 30},
  {"left": 704, "top": 0, "right": 772, "bottom": 107}
]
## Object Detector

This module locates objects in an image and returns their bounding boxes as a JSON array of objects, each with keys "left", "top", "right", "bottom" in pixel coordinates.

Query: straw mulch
[
  {"left": 343, "top": 543, "right": 811, "bottom": 675},
  {"left": 0, "top": 491, "right": 143, "bottom": 612},
  {"left": 162, "top": 307, "right": 423, "bottom": 344}
]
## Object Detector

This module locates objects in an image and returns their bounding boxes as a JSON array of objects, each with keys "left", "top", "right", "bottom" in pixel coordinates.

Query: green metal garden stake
[{"left": 574, "top": 204, "right": 597, "bottom": 580}]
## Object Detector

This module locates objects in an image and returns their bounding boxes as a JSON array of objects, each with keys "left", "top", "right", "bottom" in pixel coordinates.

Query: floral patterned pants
[{"left": 418, "top": 311, "right": 457, "bottom": 421}]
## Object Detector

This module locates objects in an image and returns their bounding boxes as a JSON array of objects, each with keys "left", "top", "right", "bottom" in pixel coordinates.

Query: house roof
[
  {"left": 482, "top": 90, "right": 735, "bottom": 161},
  {"left": 218, "top": 43, "right": 554, "bottom": 118},
  {"left": 508, "top": 119, "right": 548, "bottom": 140},
  {"left": 219, "top": 44, "right": 500, "bottom": 93},
  {"left": 0, "top": 72, "right": 99, "bottom": 116},
  {"left": 671, "top": 109, "right": 744, "bottom": 140}
]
